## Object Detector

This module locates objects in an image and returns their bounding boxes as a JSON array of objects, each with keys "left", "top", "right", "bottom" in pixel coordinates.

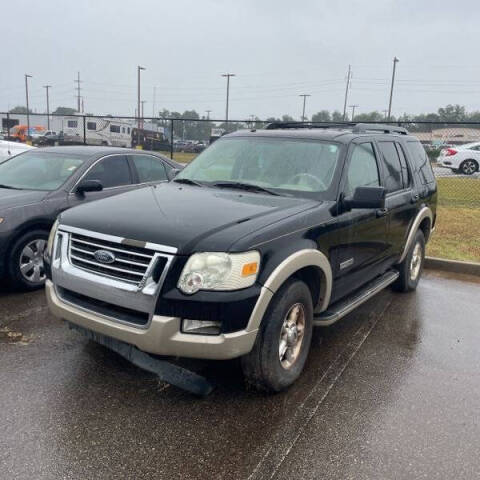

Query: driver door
[
  {"left": 330, "top": 141, "right": 389, "bottom": 302},
  {"left": 68, "top": 154, "right": 135, "bottom": 207}
]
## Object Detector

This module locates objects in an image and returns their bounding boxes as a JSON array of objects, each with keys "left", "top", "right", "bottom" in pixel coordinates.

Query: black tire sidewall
[
  {"left": 8, "top": 230, "right": 49, "bottom": 290},
  {"left": 245, "top": 279, "right": 314, "bottom": 392}
]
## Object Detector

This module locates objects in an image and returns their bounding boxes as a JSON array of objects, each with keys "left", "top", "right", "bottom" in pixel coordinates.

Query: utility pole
[
  {"left": 387, "top": 57, "right": 399, "bottom": 121},
  {"left": 75, "top": 72, "right": 81, "bottom": 113},
  {"left": 342, "top": 65, "right": 352, "bottom": 121},
  {"left": 205, "top": 110, "right": 211, "bottom": 120},
  {"left": 382, "top": 109, "right": 388, "bottom": 119},
  {"left": 25, "top": 74, "right": 32, "bottom": 137},
  {"left": 349, "top": 104, "right": 359, "bottom": 122},
  {"left": 141, "top": 100, "right": 147, "bottom": 120},
  {"left": 152, "top": 86, "right": 156, "bottom": 118},
  {"left": 221, "top": 73, "right": 235, "bottom": 124},
  {"left": 137, "top": 66, "right": 146, "bottom": 140},
  {"left": 299, "top": 94, "right": 311, "bottom": 122},
  {"left": 43, "top": 85, "right": 51, "bottom": 129}
]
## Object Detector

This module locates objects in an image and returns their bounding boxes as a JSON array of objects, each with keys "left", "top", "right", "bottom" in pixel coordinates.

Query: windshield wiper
[
  {"left": 0, "top": 184, "right": 21, "bottom": 190},
  {"left": 211, "top": 181, "right": 282, "bottom": 196},
  {"left": 173, "top": 178, "right": 205, "bottom": 187}
]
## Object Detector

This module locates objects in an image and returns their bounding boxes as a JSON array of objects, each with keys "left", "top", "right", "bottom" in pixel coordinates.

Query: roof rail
[
  {"left": 265, "top": 122, "right": 355, "bottom": 130},
  {"left": 264, "top": 121, "right": 409, "bottom": 135},
  {"left": 351, "top": 123, "right": 409, "bottom": 135}
]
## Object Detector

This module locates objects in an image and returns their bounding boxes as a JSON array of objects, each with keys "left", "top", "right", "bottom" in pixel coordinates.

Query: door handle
[{"left": 376, "top": 208, "right": 388, "bottom": 217}]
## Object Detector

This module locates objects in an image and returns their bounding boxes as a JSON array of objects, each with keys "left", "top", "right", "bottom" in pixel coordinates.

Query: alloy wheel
[
  {"left": 409, "top": 242, "right": 423, "bottom": 282},
  {"left": 462, "top": 160, "right": 477, "bottom": 175},
  {"left": 19, "top": 239, "right": 47, "bottom": 283},
  {"left": 279, "top": 303, "right": 306, "bottom": 369}
]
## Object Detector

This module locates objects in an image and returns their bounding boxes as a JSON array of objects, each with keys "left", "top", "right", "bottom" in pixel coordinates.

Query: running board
[{"left": 314, "top": 270, "right": 399, "bottom": 327}]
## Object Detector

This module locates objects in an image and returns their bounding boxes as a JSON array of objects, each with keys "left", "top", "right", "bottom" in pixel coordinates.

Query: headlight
[
  {"left": 178, "top": 251, "right": 260, "bottom": 294},
  {"left": 46, "top": 219, "right": 59, "bottom": 259}
]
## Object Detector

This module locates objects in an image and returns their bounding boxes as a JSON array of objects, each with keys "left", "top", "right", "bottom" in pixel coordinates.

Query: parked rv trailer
[{"left": 62, "top": 117, "right": 133, "bottom": 147}]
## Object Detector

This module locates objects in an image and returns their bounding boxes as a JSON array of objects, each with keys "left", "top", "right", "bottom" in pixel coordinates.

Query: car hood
[
  {"left": 0, "top": 188, "right": 49, "bottom": 211},
  {"left": 60, "top": 182, "right": 320, "bottom": 254}
]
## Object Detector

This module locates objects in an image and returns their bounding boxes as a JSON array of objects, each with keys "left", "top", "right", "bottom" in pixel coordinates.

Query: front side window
[
  {"left": 0, "top": 151, "right": 84, "bottom": 191},
  {"left": 344, "top": 143, "right": 380, "bottom": 196},
  {"left": 130, "top": 155, "right": 168, "bottom": 183},
  {"left": 175, "top": 137, "right": 342, "bottom": 198},
  {"left": 83, "top": 155, "right": 131, "bottom": 188},
  {"left": 378, "top": 141, "right": 403, "bottom": 193}
]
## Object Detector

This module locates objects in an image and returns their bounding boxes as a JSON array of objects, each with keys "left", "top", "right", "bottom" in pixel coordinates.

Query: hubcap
[
  {"left": 19, "top": 239, "right": 47, "bottom": 283},
  {"left": 409, "top": 242, "right": 423, "bottom": 282},
  {"left": 463, "top": 161, "right": 476, "bottom": 175},
  {"left": 279, "top": 303, "right": 306, "bottom": 369}
]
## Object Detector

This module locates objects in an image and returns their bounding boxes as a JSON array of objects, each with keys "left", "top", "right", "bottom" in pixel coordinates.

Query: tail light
[{"left": 446, "top": 148, "right": 457, "bottom": 156}]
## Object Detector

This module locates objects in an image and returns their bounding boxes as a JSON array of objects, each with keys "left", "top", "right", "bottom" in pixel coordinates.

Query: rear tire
[
  {"left": 8, "top": 230, "right": 49, "bottom": 290},
  {"left": 393, "top": 229, "right": 425, "bottom": 293},
  {"left": 460, "top": 159, "right": 478, "bottom": 175},
  {"left": 241, "top": 279, "right": 313, "bottom": 392}
]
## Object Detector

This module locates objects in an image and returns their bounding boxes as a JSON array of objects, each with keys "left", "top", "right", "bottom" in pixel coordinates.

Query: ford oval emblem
[{"left": 93, "top": 249, "right": 116, "bottom": 264}]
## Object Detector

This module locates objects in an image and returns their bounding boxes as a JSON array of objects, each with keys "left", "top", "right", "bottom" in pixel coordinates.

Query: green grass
[
  {"left": 158, "top": 151, "right": 197, "bottom": 164},
  {"left": 436, "top": 177, "right": 480, "bottom": 208}
]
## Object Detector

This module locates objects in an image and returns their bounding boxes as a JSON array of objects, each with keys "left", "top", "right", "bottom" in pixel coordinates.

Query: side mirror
[
  {"left": 76, "top": 179, "right": 103, "bottom": 194},
  {"left": 168, "top": 168, "right": 181, "bottom": 180},
  {"left": 344, "top": 186, "right": 386, "bottom": 210}
]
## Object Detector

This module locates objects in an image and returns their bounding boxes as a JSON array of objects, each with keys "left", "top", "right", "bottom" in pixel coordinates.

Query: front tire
[
  {"left": 8, "top": 230, "right": 49, "bottom": 290},
  {"left": 241, "top": 279, "right": 313, "bottom": 392},
  {"left": 393, "top": 229, "right": 425, "bottom": 292}
]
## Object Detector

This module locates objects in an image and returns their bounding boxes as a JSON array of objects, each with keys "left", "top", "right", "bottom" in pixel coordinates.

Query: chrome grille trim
[{"left": 69, "top": 254, "right": 146, "bottom": 276}]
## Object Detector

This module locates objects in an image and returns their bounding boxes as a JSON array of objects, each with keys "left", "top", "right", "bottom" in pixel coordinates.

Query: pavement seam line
[{"left": 247, "top": 297, "right": 393, "bottom": 480}]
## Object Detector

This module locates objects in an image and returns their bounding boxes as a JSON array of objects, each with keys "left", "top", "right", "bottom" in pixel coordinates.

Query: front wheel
[
  {"left": 393, "top": 229, "right": 425, "bottom": 292},
  {"left": 8, "top": 230, "right": 49, "bottom": 290},
  {"left": 241, "top": 279, "right": 313, "bottom": 392}
]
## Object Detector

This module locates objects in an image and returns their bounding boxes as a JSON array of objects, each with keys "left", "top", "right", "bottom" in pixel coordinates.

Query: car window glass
[
  {"left": 345, "top": 143, "right": 380, "bottom": 196},
  {"left": 395, "top": 143, "right": 411, "bottom": 188},
  {"left": 130, "top": 155, "right": 168, "bottom": 183},
  {"left": 83, "top": 155, "right": 131, "bottom": 188},
  {"left": 377, "top": 141, "right": 403, "bottom": 193},
  {"left": 406, "top": 141, "right": 435, "bottom": 185}
]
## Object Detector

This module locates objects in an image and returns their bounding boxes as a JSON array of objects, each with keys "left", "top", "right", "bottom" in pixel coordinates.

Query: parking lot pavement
[{"left": 1, "top": 271, "right": 479, "bottom": 480}]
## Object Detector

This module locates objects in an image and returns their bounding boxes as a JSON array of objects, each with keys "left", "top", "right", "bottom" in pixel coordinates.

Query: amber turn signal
[{"left": 241, "top": 262, "right": 258, "bottom": 277}]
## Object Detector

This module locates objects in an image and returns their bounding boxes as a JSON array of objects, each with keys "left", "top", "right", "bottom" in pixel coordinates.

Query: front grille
[
  {"left": 68, "top": 232, "right": 162, "bottom": 286},
  {"left": 58, "top": 287, "right": 149, "bottom": 326}
]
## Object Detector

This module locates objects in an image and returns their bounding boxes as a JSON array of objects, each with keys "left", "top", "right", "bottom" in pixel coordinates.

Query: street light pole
[
  {"left": 387, "top": 57, "right": 399, "bottom": 121},
  {"left": 25, "top": 74, "right": 32, "bottom": 138},
  {"left": 137, "top": 65, "right": 145, "bottom": 144},
  {"left": 299, "top": 94, "right": 311, "bottom": 122},
  {"left": 43, "top": 85, "right": 51, "bottom": 130},
  {"left": 349, "top": 104, "right": 359, "bottom": 122},
  {"left": 342, "top": 65, "right": 352, "bottom": 121},
  {"left": 221, "top": 73, "right": 235, "bottom": 125}
]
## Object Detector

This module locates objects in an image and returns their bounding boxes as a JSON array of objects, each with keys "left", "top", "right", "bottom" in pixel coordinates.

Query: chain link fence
[{"left": 2, "top": 112, "right": 479, "bottom": 261}]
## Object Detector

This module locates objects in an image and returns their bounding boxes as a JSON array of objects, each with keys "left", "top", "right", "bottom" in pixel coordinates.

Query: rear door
[
  {"left": 376, "top": 140, "right": 417, "bottom": 259},
  {"left": 331, "top": 140, "right": 389, "bottom": 300}
]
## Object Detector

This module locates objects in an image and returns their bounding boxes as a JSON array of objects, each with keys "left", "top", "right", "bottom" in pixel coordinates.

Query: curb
[{"left": 425, "top": 256, "right": 480, "bottom": 277}]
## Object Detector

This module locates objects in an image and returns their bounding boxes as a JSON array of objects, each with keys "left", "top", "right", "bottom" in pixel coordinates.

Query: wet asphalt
[{"left": 0, "top": 270, "right": 479, "bottom": 480}]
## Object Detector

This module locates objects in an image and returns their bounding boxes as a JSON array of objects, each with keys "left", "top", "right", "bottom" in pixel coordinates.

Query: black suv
[{"left": 45, "top": 123, "right": 437, "bottom": 392}]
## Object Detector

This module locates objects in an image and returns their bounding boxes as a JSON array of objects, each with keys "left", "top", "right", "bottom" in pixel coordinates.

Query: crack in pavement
[{"left": 247, "top": 294, "right": 394, "bottom": 480}]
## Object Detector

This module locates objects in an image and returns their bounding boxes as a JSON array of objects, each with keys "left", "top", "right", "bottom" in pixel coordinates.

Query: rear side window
[
  {"left": 84, "top": 155, "right": 132, "bottom": 188},
  {"left": 406, "top": 141, "right": 435, "bottom": 185},
  {"left": 345, "top": 143, "right": 380, "bottom": 196},
  {"left": 395, "top": 143, "right": 411, "bottom": 188},
  {"left": 377, "top": 141, "right": 403, "bottom": 193}
]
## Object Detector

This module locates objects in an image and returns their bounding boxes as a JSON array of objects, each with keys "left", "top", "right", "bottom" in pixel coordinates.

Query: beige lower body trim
[
  {"left": 397, "top": 206, "right": 433, "bottom": 264},
  {"left": 46, "top": 280, "right": 257, "bottom": 360}
]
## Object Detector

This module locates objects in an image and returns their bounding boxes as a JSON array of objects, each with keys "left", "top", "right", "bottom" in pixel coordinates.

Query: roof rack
[{"left": 265, "top": 121, "right": 409, "bottom": 135}]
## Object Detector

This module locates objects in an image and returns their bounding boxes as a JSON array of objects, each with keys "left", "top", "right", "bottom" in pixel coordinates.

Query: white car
[
  {"left": 0, "top": 140, "right": 36, "bottom": 162},
  {"left": 438, "top": 142, "right": 480, "bottom": 175}
]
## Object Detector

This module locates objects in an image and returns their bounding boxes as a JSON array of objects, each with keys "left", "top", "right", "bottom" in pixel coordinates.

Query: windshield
[
  {"left": 176, "top": 137, "right": 342, "bottom": 197},
  {"left": 0, "top": 151, "right": 84, "bottom": 191}
]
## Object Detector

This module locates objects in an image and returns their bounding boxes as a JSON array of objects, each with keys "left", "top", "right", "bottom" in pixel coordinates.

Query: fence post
[
  {"left": 83, "top": 115, "right": 87, "bottom": 145},
  {"left": 170, "top": 119, "right": 174, "bottom": 160}
]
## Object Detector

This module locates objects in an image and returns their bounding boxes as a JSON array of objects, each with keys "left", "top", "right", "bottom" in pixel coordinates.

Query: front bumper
[{"left": 46, "top": 280, "right": 258, "bottom": 360}]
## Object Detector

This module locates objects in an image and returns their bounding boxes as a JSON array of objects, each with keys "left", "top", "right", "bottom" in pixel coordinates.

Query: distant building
[{"left": 414, "top": 127, "right": 480, "bottom": 145}]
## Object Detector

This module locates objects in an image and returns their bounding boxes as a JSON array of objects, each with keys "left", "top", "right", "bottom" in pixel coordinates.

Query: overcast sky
[{"left": 2, "top": 0, "right": 480, "bottom": 120}]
